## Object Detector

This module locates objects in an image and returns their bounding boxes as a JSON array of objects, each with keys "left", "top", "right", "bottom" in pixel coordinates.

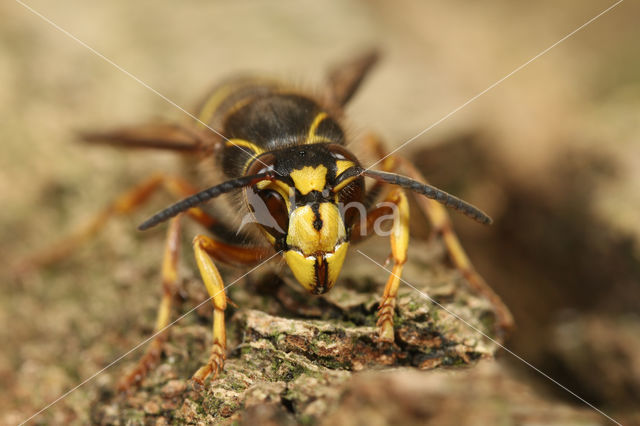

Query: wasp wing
[
  {"left": 326, "top": 49, "right": 380, "bottom": 108},
  {"left": 80, "top": 122, "right": 219, "bottom": 153}
]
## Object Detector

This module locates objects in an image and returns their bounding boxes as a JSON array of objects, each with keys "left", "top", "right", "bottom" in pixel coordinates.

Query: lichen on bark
[{"left": 90, "top": 239, "right": 502, "bottom": 424}]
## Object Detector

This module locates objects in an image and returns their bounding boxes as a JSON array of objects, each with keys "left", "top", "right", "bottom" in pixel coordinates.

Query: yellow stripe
[
  {"left": 333, "top": 176, "right": 357, "bottom": 192},
  {"left": 255, "top": 180, "right": 294, "bottom": 210},
  {"left": 327, "top": 242, "right": 349, "bottom": 287},
  {"left": 290, "top": 165, "right": 328, "bottom": 195},
  {"left": 335, "top": 160, "right": 355, "bottom": 176},
  {"left": 225, "top": 138, "right": 264, "bottom": 155},
  {"left": 197, "top": 77, "right": 276, "bottom": 128},
  {"left": 197, "top": 83, "right": 239, "bottom": 128},
  {"left": 305, "top": 112, "right": 328, "bottom": 144},
  {"left": 225, "top": 139, "right": 266, "bottom": 174}
]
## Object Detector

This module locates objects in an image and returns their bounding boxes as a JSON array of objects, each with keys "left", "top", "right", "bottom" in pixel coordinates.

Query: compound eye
[
  {"left": 248, "top": 188, "right": 289, "bottom": 238},
  {"left": 327, "top": 144, "right": 358, "bottom": 162},
  {"left": 325, "top": 145, "right": 363, "bottom": 227},
  {"left": 245, "top": 153, "right": 276, "bottom": 176}
]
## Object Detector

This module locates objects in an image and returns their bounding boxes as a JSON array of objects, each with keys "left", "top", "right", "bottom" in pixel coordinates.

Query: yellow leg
[
  {"left": 362, "top": 188, "right": 410, "bottom": 342},
  {"left": 190, "top": 235, "right": 271, "bottom": 384},
  {"left": 16, "top": 173, "right": 230, "bottom": 389},
  {"left": 400, "top": 160, "right": 514, "bottom": 335},
  {"left": 362, "top": 134, "right": 514, "bottom": 337},
  {"left": 118, "top": 215, "right": 182, "bottom": 391},
  {"left": 191, "top": 235, "right": 228, "bottom": 384},
  {"left": 17, "top": 174, "right": 217, "bottom": 272}
]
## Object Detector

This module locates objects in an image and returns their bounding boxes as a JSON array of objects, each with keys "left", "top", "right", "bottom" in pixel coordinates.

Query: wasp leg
[
  {"left": 191, "top": 235, "right": 272, "bottom": 384},
  {"left": 118, "top": 215, "right": 182, "bottom": 391},
  {"left": 400, "top": 159, "right": 515, "bottom": 335},
  {"left": 353, "top": 188, "right": 409, "bottom": 342},
  {"left": 18, "top": 174, "right": 220, "bottom": 271},
  {"left": 362, "top": 134, "right": 514, "bottom": 337}
]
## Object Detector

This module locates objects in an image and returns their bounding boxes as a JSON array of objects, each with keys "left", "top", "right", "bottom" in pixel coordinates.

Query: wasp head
[{"left": 245, "top": 144, "right": 364, "bottom": 294}]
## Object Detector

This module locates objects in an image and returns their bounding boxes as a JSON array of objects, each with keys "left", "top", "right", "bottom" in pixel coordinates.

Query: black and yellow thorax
[
  {"left": 137, "top": 69, "right": 492, "bottom": 296},
  {"left": 194, "top": 78, "right": 365, "bottom": 293},
  {"left": 195, "top": 78, "right": 347, "bottom": 179}
]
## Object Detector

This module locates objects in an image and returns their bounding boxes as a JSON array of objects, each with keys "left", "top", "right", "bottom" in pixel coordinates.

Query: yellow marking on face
[
  {"left": 248, "top": 181, "right": 292, "bottom": 237},
  {"left": 305, "top": 112, "right": 328, "bottom": 144},
  {"left": 283, "top": 250, "right": 317, "bottom": 292},
  {"left": 333, "top": 160, "right": 358, "bottom": 192},
  {"left": 335, "top": 160, "right": 355, "bottom": 176},
  {"left": 289, "top": 165, "right": 328, "bottom": 195},
  {"left": 255, "top": 180, "right": 293, "bottom": 202},
  {"left": 286, "top": 203, "right": 345, "bottom": 256},
  {"left": 283, "top": 242, "right": 348, "bottom": 293},
  {"left": 326, "top": 242, "right": 349, "bottom": 287},
  {"left": 333, "top": 176, "right": 357, "bottom": 192}
]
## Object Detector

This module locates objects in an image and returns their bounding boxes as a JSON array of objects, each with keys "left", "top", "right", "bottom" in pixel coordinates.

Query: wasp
[{"left": 24, "top": 51, "right": 512, "bottom": 389}]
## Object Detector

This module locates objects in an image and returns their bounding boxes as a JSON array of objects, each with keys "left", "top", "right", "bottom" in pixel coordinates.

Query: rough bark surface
[
  {"left": 3, "top": 2, "right": 639, "bottom": 425},
  {"left": 83, "top": 240, "right": 598, "bottom": 425}
]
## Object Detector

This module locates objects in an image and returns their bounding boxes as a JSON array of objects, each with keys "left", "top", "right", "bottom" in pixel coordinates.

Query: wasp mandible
[{"left": 26, "top": 51, "right": 512, "bottom": 389}]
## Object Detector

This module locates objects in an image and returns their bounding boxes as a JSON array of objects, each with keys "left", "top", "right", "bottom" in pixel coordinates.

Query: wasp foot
[
  {"left": 117, "top": 333, "right": 168, "bottom": 393},
  {"left": 192, "top": 340, "right": 226, "bottom": 384},
  {"left": 376, "top": 296, "right": 397, "bottom": 342}
]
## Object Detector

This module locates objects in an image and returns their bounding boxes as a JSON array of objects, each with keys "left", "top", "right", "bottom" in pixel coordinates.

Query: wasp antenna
[
  {"left": 138, "top": 173, "right": 273, "bottom": 230},
  {"left": 362, "top": 169, "right": 493, "bottom": 225}
]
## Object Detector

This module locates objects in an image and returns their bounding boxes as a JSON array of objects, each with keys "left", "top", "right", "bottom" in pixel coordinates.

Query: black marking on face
[
  {"left": 311, "top": 202, "right": 323, "bottom": 231},
  {"left": 313, "top": 257, "right": 329, "bottom": 294}
]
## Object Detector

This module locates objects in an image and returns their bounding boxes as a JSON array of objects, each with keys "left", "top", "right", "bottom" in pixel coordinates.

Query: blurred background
[{"left": 1, "top": 0, "right": 639, "bottom": 424}]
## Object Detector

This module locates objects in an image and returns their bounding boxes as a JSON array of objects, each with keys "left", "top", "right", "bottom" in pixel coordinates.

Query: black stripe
[
  {"left": 361, "top": 169, "right": 493, "bottom": 225},
  {"left": 313, "top": 257, "right": 329, "bottom": 294},
  {"left": 311, "top": 202, "right": 323, "bottom": 231}
]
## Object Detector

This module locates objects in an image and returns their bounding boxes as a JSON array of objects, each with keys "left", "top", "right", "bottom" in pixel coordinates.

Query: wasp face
[
  {"left": 284, "top": 201, "right": 349, "bottom": 294},
  {"left": 245, "top": 144, "right": 364, "bottom": 294}
]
